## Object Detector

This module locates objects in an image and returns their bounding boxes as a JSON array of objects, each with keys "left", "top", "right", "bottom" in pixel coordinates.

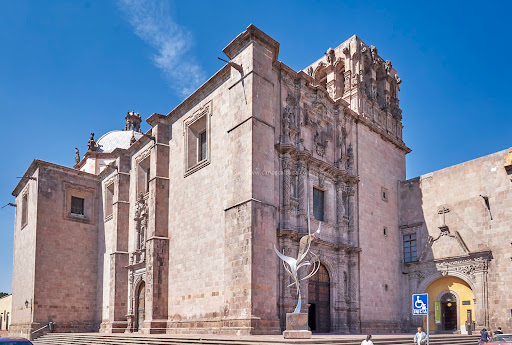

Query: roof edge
[{"left": 13, "top": 159, "right": 98, "bottom": 197}]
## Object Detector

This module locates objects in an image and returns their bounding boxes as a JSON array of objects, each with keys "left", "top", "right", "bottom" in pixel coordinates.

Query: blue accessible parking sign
[{"left": 412, "top": 293, "right": 428, "bottom": 315}]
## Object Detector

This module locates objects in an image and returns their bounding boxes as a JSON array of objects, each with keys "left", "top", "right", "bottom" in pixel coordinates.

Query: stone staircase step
[{"left": 32, "top": 333, "right": 481, "bottom": 345}]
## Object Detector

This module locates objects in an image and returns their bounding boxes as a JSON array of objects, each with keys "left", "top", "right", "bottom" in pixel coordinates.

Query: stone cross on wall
[{"left": 438, "top": 206, "right": 450, "bottom": 227}]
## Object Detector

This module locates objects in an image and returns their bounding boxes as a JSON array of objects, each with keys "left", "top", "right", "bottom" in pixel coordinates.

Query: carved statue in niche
[
  {"left": 346, "top": 144, "right": 354, "bottom": 172},
  {"left": 306, "top": 66, "right": 313, "bottom": 77},
  {"left": 385, "top": 60, "right": 392, "bottom": 74},
  {"left": 326, "top": 48, "right": 336, "bottom": 65},
  {"left": 282, "top": 112, "right": 291, "bottom": 144},
  {"left": 284, "top": 94, "right": 297, "bottom": 128},
  {"left": 370, "top": 45, "right": 378, "bottom": 63},
  {"left": 134, "top": 192, "right": 148, "bottom": 253}
]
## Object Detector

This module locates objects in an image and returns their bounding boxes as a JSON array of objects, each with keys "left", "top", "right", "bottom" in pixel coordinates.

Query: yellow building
[
  {"left": 0, "top": 294, "right": 12, "bottom": 333},
  {"left": 423, "top": 277, "right": 475, "bottom": 332}
]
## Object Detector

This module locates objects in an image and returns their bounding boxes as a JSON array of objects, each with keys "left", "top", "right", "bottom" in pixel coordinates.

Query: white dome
[{"left": 96, "top": 130, "right": 143, "bottom": 153}]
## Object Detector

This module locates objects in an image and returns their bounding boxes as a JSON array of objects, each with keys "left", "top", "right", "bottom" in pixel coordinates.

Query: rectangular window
[
  {"left": 184, "top": 101, "right": 212, "bottom": 176},
  {"left": 403, "top": 233, "right": 417, "bottom": 263},
  {"left": 381, "top": 187, "right": 388, "bottom": 202},
  {"left": 71, "top": 196, "right": 85, "bottom": 216},
  {"left": 313, "top": 188, "right": 325, "bottom": 222},
  {"left": 21, "top": 193, "right": 28, "bottom": 227},
  {"left": 199, "top": 130, "right": 207, "bottom": 162},
  {"left": 104, "top": 183, "right": 114, "bottom": 219}
]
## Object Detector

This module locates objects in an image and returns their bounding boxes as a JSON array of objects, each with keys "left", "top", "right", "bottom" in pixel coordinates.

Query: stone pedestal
[{"left": 283, "top": 313, "right": 311, "bottom": 339}]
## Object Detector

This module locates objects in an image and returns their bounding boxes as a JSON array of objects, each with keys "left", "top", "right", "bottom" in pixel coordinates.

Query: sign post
[{"left": 413, "top": 293, "right": 429, "bottom": 345}]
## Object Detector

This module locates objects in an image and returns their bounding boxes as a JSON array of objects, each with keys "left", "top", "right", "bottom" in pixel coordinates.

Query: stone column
[
  {"left": 283, "top": 154, "right": 292, "bottom": 209},
  {"left": 142, "top": 120, "right": 170, "bottom": 334}
]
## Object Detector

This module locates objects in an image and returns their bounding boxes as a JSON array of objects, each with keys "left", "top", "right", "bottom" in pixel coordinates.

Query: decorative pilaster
[
  {"left": 347, "top": 184, "right": 356, "bottom": 244},
  {"left": 297, "top": 161, "right": 307, "bottom": 215}
]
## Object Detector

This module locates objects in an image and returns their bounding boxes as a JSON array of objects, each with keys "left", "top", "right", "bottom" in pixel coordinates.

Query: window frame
[
  {"left": 63, "top": 182, "right": 95, "bottom": 224},
  {"left": 104, "top": 181, "right": 115, "bottom": 222},
  {"left": 381, "top": 186, "right": 389, "bottom": 202},
  {"left": 70, "top": 196, "right": 85, "bottom": 216},
  {"left": 313, "top": 187, "right": 325, "bottom": 222},
  {"left": 403, "top": 233, "right": 418, "bottom": 263},
  {"left": 183, "top": 101, "right": 212, "bottom": 177},
  {"left": 21, "top": 191, "right": 29, "bottom": 229}
]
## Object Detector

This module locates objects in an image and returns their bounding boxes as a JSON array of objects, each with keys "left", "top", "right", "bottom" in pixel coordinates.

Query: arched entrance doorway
[
  {"left": 440, "top": 292, "right": 457, "bottom": 331},
  {"left": 135, "top": 282, "right": 145, "bottom": 331},
  {"left": 424, "top": 276, "right": 475, "bottom": 332},
  {"left": 308, "top": 264, "right": 330, "bottom": 333}
]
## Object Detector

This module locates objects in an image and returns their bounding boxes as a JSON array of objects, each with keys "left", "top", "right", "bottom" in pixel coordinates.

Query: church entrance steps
[{"left": 32, "top": 333, "right": 481, "bottom": 345}]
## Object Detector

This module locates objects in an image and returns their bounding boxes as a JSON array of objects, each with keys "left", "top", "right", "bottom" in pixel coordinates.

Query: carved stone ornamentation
[
  {"left": 326, "top": 48, "right": 336, "bottom": 65},
  {"left": 87, "top": 133, "right": 97, "bottom": 152},
  {"left": 385, "top": 60, "right": 392, "bottom": 74},
  {"left": 314, "top": 129, "right": 328, "bottom": 157},
  {"left": 134, "top": 192, "right": 148, "bottom": 259},
  {"left": 75, "top": 148, "right": 80, "bottom": 164}
]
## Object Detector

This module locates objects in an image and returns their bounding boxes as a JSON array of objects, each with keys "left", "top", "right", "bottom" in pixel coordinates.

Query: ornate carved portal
[
  {"left": 406, "top": 251, "right": 492, "bottom": 329},
  {"left": 126, "top": 192, "right": 149, "bottom": 332}
]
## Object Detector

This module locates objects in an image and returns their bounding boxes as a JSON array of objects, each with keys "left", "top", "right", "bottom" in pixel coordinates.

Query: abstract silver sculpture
[{"left": 275, "top": 202, "right": 321, "bottom": 314}]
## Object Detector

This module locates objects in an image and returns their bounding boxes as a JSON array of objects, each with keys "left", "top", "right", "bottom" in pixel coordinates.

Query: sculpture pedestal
[{"left": 283, "top": 313, "right": 311, "bottom": 339}]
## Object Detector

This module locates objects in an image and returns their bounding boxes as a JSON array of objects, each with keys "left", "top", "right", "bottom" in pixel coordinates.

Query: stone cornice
[
  {"left": 277, "top": 228, "right": 358, "bottom": 252},
  {"left": 223, "top": 24, "right": 280, "bottom": 63},
  {"left": 12, "top": 159, "right": 97, "bottom": 197}
]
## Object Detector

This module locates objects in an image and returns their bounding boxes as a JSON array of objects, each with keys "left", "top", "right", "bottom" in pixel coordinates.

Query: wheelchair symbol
[{"left": 415, "top": 296, "right": 427, "bottom": 310}]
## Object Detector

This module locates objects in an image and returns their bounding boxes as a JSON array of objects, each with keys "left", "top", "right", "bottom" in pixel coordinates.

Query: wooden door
[{"left": 308, "top": 264, "right": 330, "bottom": 333}]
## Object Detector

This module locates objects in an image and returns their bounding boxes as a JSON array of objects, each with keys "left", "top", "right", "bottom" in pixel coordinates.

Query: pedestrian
[
  {"left": 495, "top": 327, "right": 503, "bottom": 335},
  {"left": 479, "top": 328, "right": 490, "bottom": 345},
  {"left": 414, "top": 326, "right": 427, "bottom": 345},
  {"left": 361, "top": 334, "right": 373, "bottom": 345}
]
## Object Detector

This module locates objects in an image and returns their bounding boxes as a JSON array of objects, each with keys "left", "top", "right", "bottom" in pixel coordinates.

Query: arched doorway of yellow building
[{"left": 424, "top": 276, "right": 475, "bottom": 333}]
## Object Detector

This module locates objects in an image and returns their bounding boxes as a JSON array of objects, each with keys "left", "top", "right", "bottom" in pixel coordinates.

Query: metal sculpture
[{"left": 274, "top": 201, "right": 321, "bottom": 313}]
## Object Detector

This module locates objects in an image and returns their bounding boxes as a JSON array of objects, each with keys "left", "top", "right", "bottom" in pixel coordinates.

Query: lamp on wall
[{"left": 24, "top": 300, "right": 29, "bottom": 308}]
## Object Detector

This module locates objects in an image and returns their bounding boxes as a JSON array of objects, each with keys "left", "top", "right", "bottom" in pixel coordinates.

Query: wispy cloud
[{"left": 118, "top": 0, "right": 206, "bottom": 97}]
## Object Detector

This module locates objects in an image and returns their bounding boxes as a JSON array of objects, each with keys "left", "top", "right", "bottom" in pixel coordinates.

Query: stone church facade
[{"left": 9, "top": 25, "right": 511, "bottom": 339}]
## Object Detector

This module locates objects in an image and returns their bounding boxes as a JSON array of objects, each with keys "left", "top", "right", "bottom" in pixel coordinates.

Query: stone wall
[
  {"left": 357, "top": 121, "right": 406, "bottom": 333},
  {"left": 10, "top": 161, "right": 100, "bottom": 339},
  {"left": 399, "top": 149, "right": 512, "bottom": 331}
]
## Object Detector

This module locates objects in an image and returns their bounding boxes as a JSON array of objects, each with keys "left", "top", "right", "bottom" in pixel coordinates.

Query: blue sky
[{"left": 0, "top": 1, "right": 510, "bottom": 293}]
